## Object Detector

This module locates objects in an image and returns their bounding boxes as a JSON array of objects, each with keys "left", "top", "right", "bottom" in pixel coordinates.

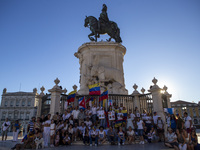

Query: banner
[{"left": 97, "top": 110, "right": 105, "bottom": 119}]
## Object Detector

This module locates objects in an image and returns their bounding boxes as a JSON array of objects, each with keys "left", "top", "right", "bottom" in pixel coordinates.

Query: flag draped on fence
[
  {"left": 99, "top": 90, "right": 108, "bottom": 107},
  {"left": 79, "top": 97, "right": 86, "bottom": 110},
  {"left": 67, "top": 90, "right": 76, "bottom": 103},
  {"left": 88, "top": 83, "right": 100, "bottom": 95}
]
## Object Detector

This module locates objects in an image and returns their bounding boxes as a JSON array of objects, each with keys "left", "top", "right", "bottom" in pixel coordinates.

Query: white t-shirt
[
  {"left": 79, "top": 126, "right": 86, "bottom": 134},
  {"left": 117, "top": 113, "right": 123, "bottom": 120},
  {"left": 62, "top": 113, "right": 71, "bottom": 120},
  {"left": 86, "top": 109, "right": 92, "bottom": 118},
  {"left": 153, "top": 115, "right": 158, "bottom": 124},
  {"left": 137, "top": 120, "right": 144, "bottom": 129},
  {"left": 72, "top": 110, "right": 80, "bottom": 119},
  {"left": 91, "top": 107, "right": 97, "bottom": 115},
  {"left": 184, "top": 116, "right": 193, "bottom": 128},
  {"left": 130, "top": 113, "right": 135, "bottom": 120},
  {"left": 167, "top": 132, "right": 177, "bottom": 142},
  {"left": 84, "top": 120, "right": 92, "bottom": 127},
  {"left": 2, "top": 121, "right": 10, "bottom": 131},
  {"left": 145, "top": 116, "right": 152, "bottom": 124},
  {"left": 127, "top": 130, "right": 134, "bottom": 136}
]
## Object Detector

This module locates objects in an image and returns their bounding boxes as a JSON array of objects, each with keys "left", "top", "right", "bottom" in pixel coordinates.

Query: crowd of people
[{"left": 1, "top": 102, "right": 200, "bottom": 150}]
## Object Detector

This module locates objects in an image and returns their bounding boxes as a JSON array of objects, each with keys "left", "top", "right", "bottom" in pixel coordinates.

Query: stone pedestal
[
  {"left": 48, "top": 78, "right": 63, "bottom": 117},
  {"left": 36, "top": 86, "right": 45, "bottom": 117},
  {"left": 131, "top": 84, "right": 141, "bottom": 112},
  {"left": 75, "top": 41, "right": 128, "bottom": 95}
]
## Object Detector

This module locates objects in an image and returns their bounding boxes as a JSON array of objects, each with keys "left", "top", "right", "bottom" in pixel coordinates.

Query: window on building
[
  {"left": 4, "top": 101, "right": 8, "bottom": 107},
  {"left": 28, "top": 101, "right": 31, "bottom": 106},
  {"left": 26, "top": 113, "right": 29, "bottom": 120},
  {"left": 2, "top": 113, "right": 6, "bottom": 119},
  {"left": 8, "top": 113, "right": 12, "bottom": 119},
  {"left": 14, "top": 113, "right": 18, "bottom": 119},
  {"left": 20, "top": 113, "right": 23, "bottom": 119},
  {"left": 10, "top": 101, "right": 13, "bottom": 107},
  {"left": 22, "top": 101, "right": 25, "bottom": 106},
  {"left": 16, "top": 100, "right": 19, "bottom": 106}
]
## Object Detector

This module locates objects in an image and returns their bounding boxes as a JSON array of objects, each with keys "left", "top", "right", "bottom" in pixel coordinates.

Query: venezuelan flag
[
  {"left": 99, "top": 90, "right": 108, "bottom": 107},
  {"left": 67, "top": 90, "right": 76, "bottom": 103},
  {"left": 88, "top": 83, "right": 100, "bottom": 95},
  {"left": 114, "top": 120, "right": 126, "bottom": 128}
]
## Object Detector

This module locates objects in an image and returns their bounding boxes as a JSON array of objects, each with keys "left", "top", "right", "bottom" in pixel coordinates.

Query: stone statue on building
[{"left": 84, "top": 4, "right": 122, "bottom": 43}]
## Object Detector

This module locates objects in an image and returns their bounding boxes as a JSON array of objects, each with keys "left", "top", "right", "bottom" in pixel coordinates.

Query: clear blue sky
[{"left": 0, "top": 0, "right": 200, "bottom": 103}]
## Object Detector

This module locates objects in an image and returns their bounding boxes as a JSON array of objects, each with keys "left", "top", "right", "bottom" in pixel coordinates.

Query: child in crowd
[{"left": 118, "top": 127, "right": 125, "bottom": 146}]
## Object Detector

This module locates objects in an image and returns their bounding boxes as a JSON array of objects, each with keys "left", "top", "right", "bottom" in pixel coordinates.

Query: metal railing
[{"left": 139, "top": 93, "right": 153, "bottom": 114}]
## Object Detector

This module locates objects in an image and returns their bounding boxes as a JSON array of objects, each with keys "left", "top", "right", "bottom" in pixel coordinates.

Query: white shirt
[
  {"left": 79, "top": 126, "right": 86, "bottom": 134},
  {"left": 84, "top": 120, "right": 92, "bottom": 127},
  {"left": 72, "top": 110, "right": 80, "bottom": 119},
  {"left": 130, "top": 113, "right": 135, "bottom": 120},
  {"left": 127, "top": 130, "right": 134, "bottom": 136},
  {"left": 137, "top": 120, "right": 144, "bottom": 129},
  {"left": 184, "top": 116, "right": 193, "bottom": 128},
  {"left": 117, "top": 113, "right": 123, "bottom": 120},
  {"left": 86, "top": 109, "right": 92, "bottom": 118},
  {"left": 153, "top": 115, "right": 158, "bottom": 124},
  {"left": 62, "top": 113, "right": 71, "bottom": 120},
  {"left": 91, "top": 107, "right": 97, "bottom": 115},
  {"left": 2, "top": 121, "right": 10, "bottom": 131},
  {"left": 145, "top": 116, "right": 152, "bottom": 124}
]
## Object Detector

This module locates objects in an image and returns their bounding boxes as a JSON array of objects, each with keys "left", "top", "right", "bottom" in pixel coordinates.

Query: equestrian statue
[{"left": 84, "top": 4, "right": 122, "bottom": 43}]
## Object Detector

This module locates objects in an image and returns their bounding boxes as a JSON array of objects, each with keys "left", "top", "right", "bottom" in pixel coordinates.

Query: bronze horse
[{"left": 84, "top": 16, "right": 122, "bottom": 43}]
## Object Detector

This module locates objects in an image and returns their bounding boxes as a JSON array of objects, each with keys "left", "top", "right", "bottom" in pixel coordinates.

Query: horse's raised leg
[{"left": 88, "top": 33, "right": 95, "bottom": 41}]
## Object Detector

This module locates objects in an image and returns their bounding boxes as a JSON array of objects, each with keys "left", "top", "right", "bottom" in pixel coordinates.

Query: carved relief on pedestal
[{"left": 75, "top": 42, "right": 128, "bottom": 95}]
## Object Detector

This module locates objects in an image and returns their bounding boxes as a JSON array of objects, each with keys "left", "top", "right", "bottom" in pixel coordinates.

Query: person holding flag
[
  {"left": 99, "top": 90, "right": 108, "bottom": 108},
  {"left": 78, "top": 97, "right": 86, "bottom": 126},
  {"left": 67, "top": 90, "right": 76, "bottom": 106}
]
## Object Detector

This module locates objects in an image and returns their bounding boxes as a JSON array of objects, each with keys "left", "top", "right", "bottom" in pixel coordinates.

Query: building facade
[
  {"left": 171, "top": 100, "right": 200, "bottom": 128},
  {"left": 0, "top": 88, "right": 38, "bottom": 132}
]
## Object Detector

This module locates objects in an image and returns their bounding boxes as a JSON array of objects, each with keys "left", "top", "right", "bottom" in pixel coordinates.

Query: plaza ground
[{"left": 0, "top": 130, "right": 200, "bottom": 150}]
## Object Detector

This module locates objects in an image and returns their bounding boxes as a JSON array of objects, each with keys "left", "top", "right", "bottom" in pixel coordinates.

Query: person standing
[
  {"left": 184, "top": 112, "right": 193, "bottom": 133},
  {"left": 72, "top": 106, "right": 80, "bottom": 125},
  {"left": 176, "top": 114, "right": 184, "bottom": 130},
  {"left": 136, "top": 117, "right": 145, "bottom": 144},
  {"left": 1, "top": 118, "right": 10, "bottom": 141},
  {"left": 78, "top": 109, "right": 85, "bottom": 126},
  {"left": 43, "top": 114, "right": 51, "bottom": 147},
  {"left": 91, "top": 105, "right": 98, "bottom": 125},
  {"left": 13, "top": 120, "right": 20, "bottom": 142}
]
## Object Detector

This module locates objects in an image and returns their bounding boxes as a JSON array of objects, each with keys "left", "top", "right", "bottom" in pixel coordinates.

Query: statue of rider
[{"left": 98, "top": 4, "right": 109, "bottom": 31}]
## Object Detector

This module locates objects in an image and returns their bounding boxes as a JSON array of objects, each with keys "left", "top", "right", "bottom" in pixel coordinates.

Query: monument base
[{"left": 75, "top": 41, "right": 128, "bottom": 95}]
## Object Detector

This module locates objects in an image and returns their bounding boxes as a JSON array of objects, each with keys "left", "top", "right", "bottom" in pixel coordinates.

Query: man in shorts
[{"left": 1, "top": 118, "right": 10, "bottom": 141}]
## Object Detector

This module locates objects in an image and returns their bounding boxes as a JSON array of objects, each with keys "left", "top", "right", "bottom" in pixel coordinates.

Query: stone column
[
  {"left": 131, "top": 84, "right": 141, "bottom": 112},
  {"left": 36, "top": 86, "right": 45, "bottom": 117},
  {"left": 48, "top": 78, "right": 63, "bottom": 117},
  {"left": 148, "top": 77, "right": 165, "bottom": 123},
  {"left": 163, "top": 85, "right": 172, "bottom": 108}
]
